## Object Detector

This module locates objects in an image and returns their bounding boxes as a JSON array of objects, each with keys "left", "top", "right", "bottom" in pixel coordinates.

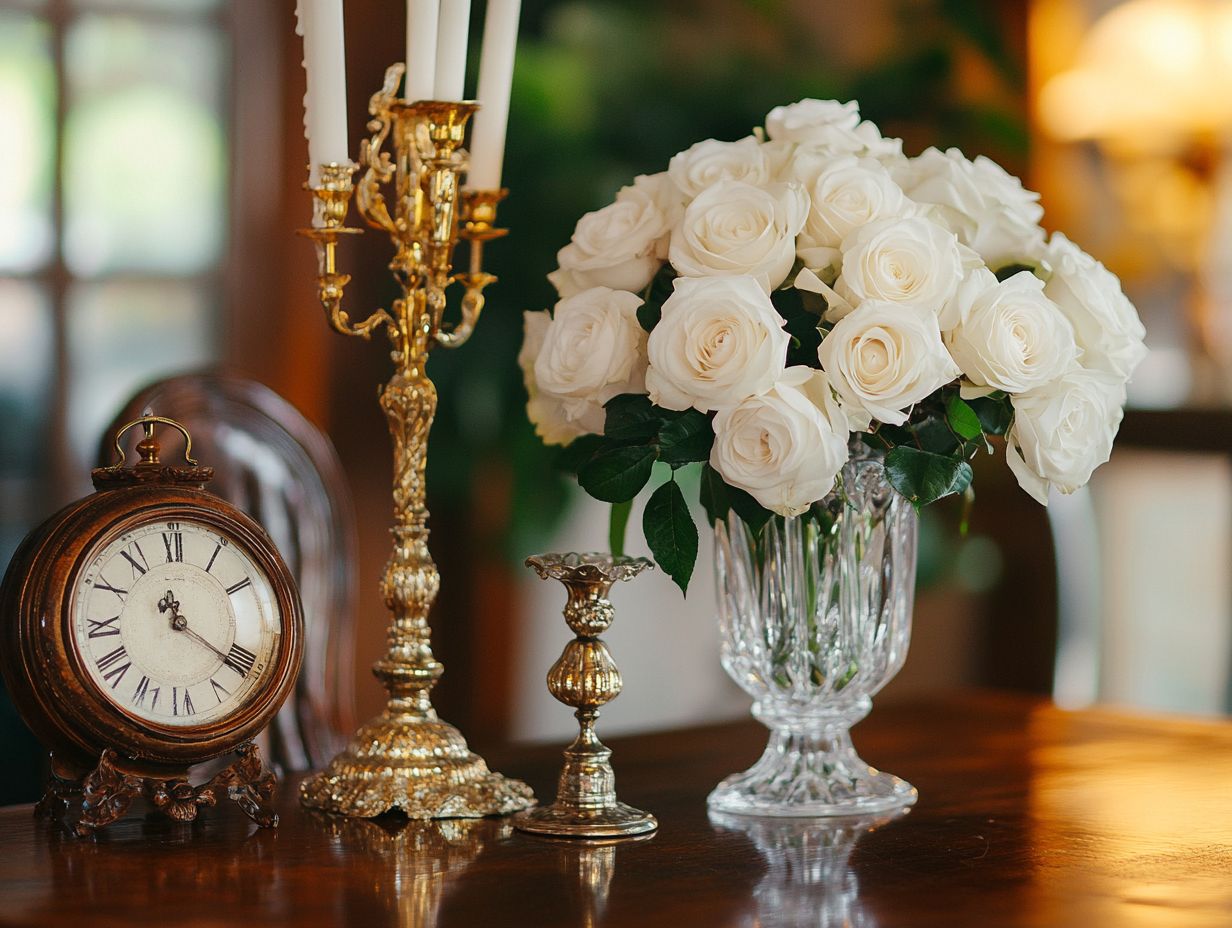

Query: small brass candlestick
[
  {"left": 516, "top": 553, "right": 658, "bottom": 838},
  {"left": 297, "top": 63, "right": 533, "bottom": 819}
]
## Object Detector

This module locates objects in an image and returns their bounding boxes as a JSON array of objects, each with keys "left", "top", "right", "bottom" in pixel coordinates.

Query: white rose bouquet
[{"left": 521, "top": 99, "right": 1147, "bottom": 593}]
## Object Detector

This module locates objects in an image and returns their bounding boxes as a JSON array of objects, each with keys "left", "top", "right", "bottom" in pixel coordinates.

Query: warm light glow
[{"left": 1039, "top": 0, "right": 1232, "bottom": 141}]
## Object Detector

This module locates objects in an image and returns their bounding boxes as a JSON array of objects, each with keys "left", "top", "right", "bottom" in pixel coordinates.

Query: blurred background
[{"left": 1, "top": 0, "right": 1229, "bottom": 803}]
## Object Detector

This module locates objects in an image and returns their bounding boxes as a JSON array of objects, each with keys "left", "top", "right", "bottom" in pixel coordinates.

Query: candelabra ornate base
[
  {"left": 297, "top": 65, "right": 533, "bottom": 819},
  {"left": 298, "top": 714, "right": 533, "bottom": 819},
  {"left": 515, "top": 553, "right": 657, "bottom": 839}
]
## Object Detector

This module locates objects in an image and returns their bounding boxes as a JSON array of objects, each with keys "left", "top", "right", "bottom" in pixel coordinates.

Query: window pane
[
  {"left": 67, "top": 280, "right": 218, "bottom": 472},
  {"left": 0, "top": 13, "right": 54, "bottom": 273},
  {"left": 63, "top": 15, "right": 227, "bottom": 277},
  {"left": 0, "top": 280, "right": 54, "bottom": 567}
]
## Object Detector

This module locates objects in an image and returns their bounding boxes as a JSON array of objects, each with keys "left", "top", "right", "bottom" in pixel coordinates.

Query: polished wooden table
[{"left": 3, "top": 692, "right": 1232, "bottom": 927}]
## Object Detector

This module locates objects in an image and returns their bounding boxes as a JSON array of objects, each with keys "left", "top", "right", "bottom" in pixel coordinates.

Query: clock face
[{"left": 70, "top": 519, "right": 282, "bottom": 728}]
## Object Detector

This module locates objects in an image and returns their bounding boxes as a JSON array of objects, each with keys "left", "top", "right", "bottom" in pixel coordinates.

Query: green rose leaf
[
  {"left": 578, "top": 444, "right": 657, "bottom": 502},
  {"left": 636, "top": 301, "right": 662, "bottom": 334},
  {"left": 728, "top": 483, "right": 773, "bottom": 532},
  {"left": 699, "top": 463, "right": 730, "bottom": 527},
  {"left": 604, "top": 393, "right": 661, "bottom": 443},
  {"left": 968, "top": 393, "right": 1014, "bottom": 436},
  {"left": 556, "top": 434, "right": 604, "bottom": 474},
  {"left": 658, "top": 409, "right": 714, "bottom": 465},
  {"left": 699, "top": 465, "right": 772, "bottom": 533},
  {"left": 643, "top": 477, "right": 698, "bottom": 595},
  {"left": 637, "top": 264, "right": 677, "bottom": 332},
  {"left": 994, "top": 263, "right": 1035, "bottom": 283},
  {"left": 945, "top": 395, "right": 984, "bottom": 441},
  {"left": 914, "top": 417, "right": 962, "bottom": 455},
  {"left": 773, "top": 286, "right": 823, "bottom": 366},
  {"left": 885, "top": 446, "right": 974, "bottom": 508}
]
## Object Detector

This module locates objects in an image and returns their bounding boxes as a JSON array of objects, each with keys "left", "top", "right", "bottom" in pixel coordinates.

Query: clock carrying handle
[
  {"left": 104, "top": 415, "right": 199, "bottom": 469},
  {"left": 91, "top": 414, "right": 213, "bottom": 491}
]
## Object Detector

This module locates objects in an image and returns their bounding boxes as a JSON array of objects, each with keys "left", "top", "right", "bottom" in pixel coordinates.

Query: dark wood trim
[{"left": 1116, "top": 408, "right": 1232, "bottom": 455}]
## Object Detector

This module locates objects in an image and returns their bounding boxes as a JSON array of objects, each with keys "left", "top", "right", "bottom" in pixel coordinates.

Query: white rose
[
  {"left": 762, "top": 139, "right": 798, "bottom": 180},
  {"left": 818, "top": 300, "right": 960, "bottom": 426},
  {"left": 1038, "top": 233, "right": 1148, "bottom": 381},
  {"left": 616, "top": 172, "right": 685, "bottom": 253},
  {"left": 790, "top": 153, "right": 914, "bottom": 273},
  {"left": 668, "top": 136, "right": 770, "bottom": 199},
  {"left": 669, "top": 180, "right": 809, "bottom": 291},
  {"left": 520, "top": 310, "right": 590, "bottom": 446},
  {"left": 938, "top": 266, "right": 996, "bottom": 332},
  {"left": 833, "top": 216, "right": 966, "bottom": 319},
  {"left": 646, "top": 275, "right": 790, "bottom": 412},
  {"left": 711, "top": 367, "right": 850, "bottom": 517},
  {"left": 1006, "top": 369, "right": 1126, "bottom": 504},
  {"left": 946, "top": 271, "right": 1078, "bottom": 394},
  {"left": 548, "top": 191, "right": 669, "bottom": 298},
  {"left": 532, "top": 288, "right": 647, "bottom": 435},
  {"left": 893, "top": 147, "right": 1045, "bottom": 268},
  {"left": 764, "top": 99, "right": 901, "bottom": 160},
  {"left": 766, "top": 98, "right": 860, "bottom": 142}
]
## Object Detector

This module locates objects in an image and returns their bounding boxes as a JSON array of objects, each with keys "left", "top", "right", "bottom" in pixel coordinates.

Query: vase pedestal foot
[{"left": 707, "top": 723, "right": 917, "bottom": 818}]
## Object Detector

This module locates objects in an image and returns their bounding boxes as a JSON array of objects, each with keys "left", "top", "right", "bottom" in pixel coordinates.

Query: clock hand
[
  {"left": 179, "top": 624, "right": 230, "bottom": 665},
  {"left": 160, "top": 591, "right": 229, "bottom": 664},
  {"left": 158, "top": 590, "right": 184, "bottom": 629}
]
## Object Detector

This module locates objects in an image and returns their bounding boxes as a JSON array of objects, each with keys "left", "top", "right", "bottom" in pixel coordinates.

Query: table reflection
[
  {"left": 34, "top": 812, "right": 275, "bottom": 917},
  {"left": 313, "top": 813, "right": 510, "bottom": 928},
  {"left": 709, "top": 810, "right": 907, "bottom": 928},
  {"left": 531, "top": 832, "right": 654, "bottom": 928}
]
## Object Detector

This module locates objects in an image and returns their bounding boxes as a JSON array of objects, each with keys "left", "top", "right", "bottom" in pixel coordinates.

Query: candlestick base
[{"left": 299, "top": 710, "right": 534, "bottom": 819}]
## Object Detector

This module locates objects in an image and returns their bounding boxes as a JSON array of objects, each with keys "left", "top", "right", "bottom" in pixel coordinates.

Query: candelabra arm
[
  {"left": 300, "top": 162, "right": 397, "bottom": 341},
  {"left": 434, "top": 189, "right": 510, "bottom": 349},
  {"left": 433, "top": 285, "right": 486, "bottom": 350}
]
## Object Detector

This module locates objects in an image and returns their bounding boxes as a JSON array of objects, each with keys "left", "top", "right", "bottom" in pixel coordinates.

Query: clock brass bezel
[{"left": 1, "top": 484, "right": 304, "bottom": 774}]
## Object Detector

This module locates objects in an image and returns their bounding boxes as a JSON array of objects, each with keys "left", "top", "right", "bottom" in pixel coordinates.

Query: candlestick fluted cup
[{"left": 297, "top": 63, "right": 533, "bottom": 819}]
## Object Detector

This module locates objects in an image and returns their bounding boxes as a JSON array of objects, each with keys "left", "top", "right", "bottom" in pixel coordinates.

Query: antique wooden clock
[{"left": 0, "top": 415, "right": 304, "bottom": 836}]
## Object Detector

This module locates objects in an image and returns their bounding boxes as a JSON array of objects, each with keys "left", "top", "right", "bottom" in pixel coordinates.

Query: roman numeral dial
[
  {"left": 224, "top": 643, "right": 257, "bottom": 678},
  {"left": 74, "top": 519, "right": 280, "bottom": 729},
  {"left": 162, "top": 530, "right": 184, "bottom": 563},
  {"left": 96, "top": 645, "right": 131, "bottom": 688}
]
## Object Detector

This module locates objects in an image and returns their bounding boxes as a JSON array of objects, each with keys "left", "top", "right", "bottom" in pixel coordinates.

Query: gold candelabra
[{"left": 297, "top": 63, "right": 534, "bottom": 819}]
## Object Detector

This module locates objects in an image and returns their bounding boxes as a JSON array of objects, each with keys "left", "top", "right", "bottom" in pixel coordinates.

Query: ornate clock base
[
  {"left": 36, "top": 742, "right": 279, "bottom": 837},
  {"left": 298, "top": 710, "right": 535, "bottom": 819}
]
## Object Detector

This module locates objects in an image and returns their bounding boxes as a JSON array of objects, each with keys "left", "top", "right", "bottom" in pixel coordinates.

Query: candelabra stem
[
  {"left": 374, "top": 363, "right": 441, "bottom": 715},
  {"left": 300, "top": 340, "right": 534, "bottom": 818}
]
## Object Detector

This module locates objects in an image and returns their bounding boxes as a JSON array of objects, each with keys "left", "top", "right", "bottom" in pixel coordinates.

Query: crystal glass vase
[{"left": 709, "top": 453, "right": 918, "bottom": 817}]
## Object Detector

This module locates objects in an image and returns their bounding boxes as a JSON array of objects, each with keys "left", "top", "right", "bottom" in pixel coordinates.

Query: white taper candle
[
  {"left": 434, "top": 0, "right": 471, "bottom": 101},
  {"left": 469, "top": 0, "right": 520, "bottom": 190},
  {"left": 406, "top": 0, "right": 440, "bottom": 101},
  {"left": 296, "top": 0, "right": 348, "bottom": 190}
]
